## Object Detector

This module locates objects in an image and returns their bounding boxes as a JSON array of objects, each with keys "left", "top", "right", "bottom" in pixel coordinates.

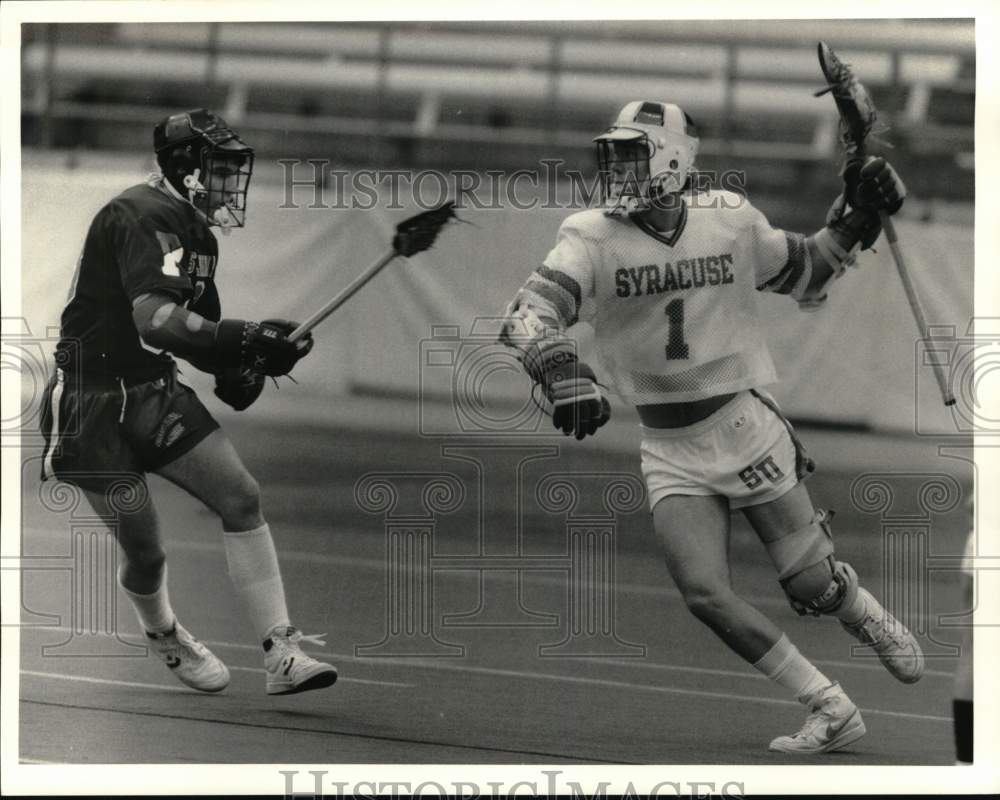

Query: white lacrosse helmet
[{"left": 594, "top": 101, "right": 699, "bottom": 215}]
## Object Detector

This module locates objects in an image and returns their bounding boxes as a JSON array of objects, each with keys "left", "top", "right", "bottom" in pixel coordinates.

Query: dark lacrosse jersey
[{"left": 54, "top": 180, "right": 220, "bottom": 380}]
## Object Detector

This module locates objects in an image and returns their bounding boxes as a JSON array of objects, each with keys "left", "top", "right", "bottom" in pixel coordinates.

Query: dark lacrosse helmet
[{"left": 153, "top": 108, "right": 254, "bottom": 228}]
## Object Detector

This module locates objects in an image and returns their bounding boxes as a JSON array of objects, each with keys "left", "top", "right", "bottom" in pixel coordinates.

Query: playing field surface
[{"left": 15, "top": 404, "right": 972, "bottom": 767}]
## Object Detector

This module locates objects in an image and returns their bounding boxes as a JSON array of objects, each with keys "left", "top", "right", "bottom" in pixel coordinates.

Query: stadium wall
[{"left": 21, "top": 156, "right": 972, "bottom": 434}]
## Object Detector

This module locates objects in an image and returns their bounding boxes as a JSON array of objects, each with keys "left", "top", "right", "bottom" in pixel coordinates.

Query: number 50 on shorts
[{"left": 738, "top": 455, "right": 786, "bottom": 490}]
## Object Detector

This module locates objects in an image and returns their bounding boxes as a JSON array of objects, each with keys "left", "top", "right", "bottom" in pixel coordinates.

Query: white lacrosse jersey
[{"left": 508, "top": 190, "right": 810, "bottom": 405}]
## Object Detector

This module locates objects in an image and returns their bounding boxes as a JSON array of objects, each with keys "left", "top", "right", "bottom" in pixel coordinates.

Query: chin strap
[
  {"left": 157, "top": 172, "right": 207, "bottom": 221},
  {"left": 182, "top": 168, "right": 205, "bottom": 199},
  {"left": 172, "top": 169, "right": 238, "bottom": 231}
]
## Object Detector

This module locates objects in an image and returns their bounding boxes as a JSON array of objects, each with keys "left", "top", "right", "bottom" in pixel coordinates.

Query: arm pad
[
  {"left": 133, "top": 293, "right": 221, "bottom": 370},
  {"left": 795, "top": 198, "right": 882, "bottom": 310},
  {"left": 133, "top": 295, "right": 311, "bottom": 377}
]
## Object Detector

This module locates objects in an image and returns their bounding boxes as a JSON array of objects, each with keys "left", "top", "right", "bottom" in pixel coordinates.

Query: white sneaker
[
  {"left": 147, "top": 622, "right": 230, "bottom": 693},
  {"left": 770, "top": 682, "right": 866, "bottom": 754},
  {"left": 840, "top": 588, "right": 925, "bottom": 683},
  {"left": 263, "top": 626, "right": 338, "bottom": 695}
]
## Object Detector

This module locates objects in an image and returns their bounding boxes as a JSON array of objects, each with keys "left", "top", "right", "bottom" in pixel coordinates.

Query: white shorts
[{"left": 640, "top": 389, "right": 814, "bottom": 512}]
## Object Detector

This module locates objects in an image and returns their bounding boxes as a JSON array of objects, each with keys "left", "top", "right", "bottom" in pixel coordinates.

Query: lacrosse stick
[
  {"left": 288, "top": 201, "right": 458, "bottom": 343},
  {"left": 816, "top": 41, "right": 955, "bottom": 406}
]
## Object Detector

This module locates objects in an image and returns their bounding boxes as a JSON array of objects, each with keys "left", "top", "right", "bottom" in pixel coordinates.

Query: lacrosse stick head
[
  {"left": 816, "top": 41, "right": 885, "bottom": 158},
  {"left": 393, "top": 201, "right": 458, "bottom": 257}
]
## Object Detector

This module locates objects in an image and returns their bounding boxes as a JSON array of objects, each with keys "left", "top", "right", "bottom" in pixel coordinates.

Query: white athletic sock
[
  {"left": 223, "top": 523, "right": 291, "bottom": 643},
  {"left": 119, "top": 564, "right": 176, "bottom": 635},
  {"left": 833, "top": 586, "right": 871, "bottom": 626},
  {"left": 753, "top": 633, "right": 832, "bottom": 704}
]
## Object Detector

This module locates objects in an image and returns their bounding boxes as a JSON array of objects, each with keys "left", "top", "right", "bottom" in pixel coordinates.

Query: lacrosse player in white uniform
[{"left": 500, "top": 101, "right": 924, "bottom": 754}]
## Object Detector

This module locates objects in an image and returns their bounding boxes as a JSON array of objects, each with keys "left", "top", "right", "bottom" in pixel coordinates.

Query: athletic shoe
[
  {"left": 147, "top": 621, "right": 230, "bottom": 693},
  {"left": 769, "top": 682, "right": 866, "bottom": 754},
  {"left": 840, "top": 588, "right": 925, "bottom": 683},
  {"left": 263, "top": 626, "right": 338, "bottom": 695}
]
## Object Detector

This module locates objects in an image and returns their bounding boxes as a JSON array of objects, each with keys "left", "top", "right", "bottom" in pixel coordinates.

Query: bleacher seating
[{"left": 20, "top": 20, "right": 974, "bottom": 227}]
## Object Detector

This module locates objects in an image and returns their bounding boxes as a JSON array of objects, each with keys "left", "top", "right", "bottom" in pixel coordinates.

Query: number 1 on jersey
[{"left": 665, "top": 299, "right": 690, "bottom": 359}]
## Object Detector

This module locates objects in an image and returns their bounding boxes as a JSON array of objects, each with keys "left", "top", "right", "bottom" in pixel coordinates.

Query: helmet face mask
[
  {"left": 154, "top": 109, "right": 254, "bottom": 228},
  {"left": 594, "top": 101, "right": 699, "bottom": 215},
  {"left": 193, "top": 148, "right": 254, "bottom": 228},
  {"left": 596, "top": 135, "right": 652, "bottom": 215}
]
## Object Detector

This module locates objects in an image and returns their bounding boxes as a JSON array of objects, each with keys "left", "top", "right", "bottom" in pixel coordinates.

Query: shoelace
[
  {"left": 796, "top": 713, "right": 827, "bottom": 738},
  {"left": 859, "top": 612, "right": 907, "bottom": 648},
  {"left": 795, "top": 698, "right": 841, "bottom": 739},
  {"left": 879, "top": 622, "right": 908, "bottom": 647},
  {"left": 296, "top": 632, "right": 327, "bottom": 647},
  {"left": 159, "top": 625, "right": 213, "bottom": 658},
  {"left": 275, "top": 629, "right": 328, "bottom": 649}
]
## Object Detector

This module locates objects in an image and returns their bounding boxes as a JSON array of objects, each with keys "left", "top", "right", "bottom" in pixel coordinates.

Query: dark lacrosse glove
[
  {"left": 843, "top": 155, "right": 906, "bottom": 215},
  {"left": 825, "top": 193, "right": 884, "bottom": 251},
  {"left": 214, "top": 366, "right": 266, "bottom": 411},
  {"left": 214, "top": 318, "right": 314, "bottom": 377}
]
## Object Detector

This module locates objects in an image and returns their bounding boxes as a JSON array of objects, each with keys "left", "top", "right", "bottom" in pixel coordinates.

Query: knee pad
[
  {"left": 783, "top": 557, "right": 859, "bottom": 617},
  {"left": 764, "top": 508, "right": 859, "bottom": 617},
  {"left": 764, "top": 508, "right": 836, "bottom": 582}
]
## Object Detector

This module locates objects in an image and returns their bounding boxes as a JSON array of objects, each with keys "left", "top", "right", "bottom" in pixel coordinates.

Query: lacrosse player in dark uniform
[{"left": 39, "top": 109, "right": 337, "bottom": 695}]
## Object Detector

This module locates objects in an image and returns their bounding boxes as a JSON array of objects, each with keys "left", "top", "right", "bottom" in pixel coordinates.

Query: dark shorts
[{"left": 39, "top": 365, "right": 220, "bottom": 490}]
